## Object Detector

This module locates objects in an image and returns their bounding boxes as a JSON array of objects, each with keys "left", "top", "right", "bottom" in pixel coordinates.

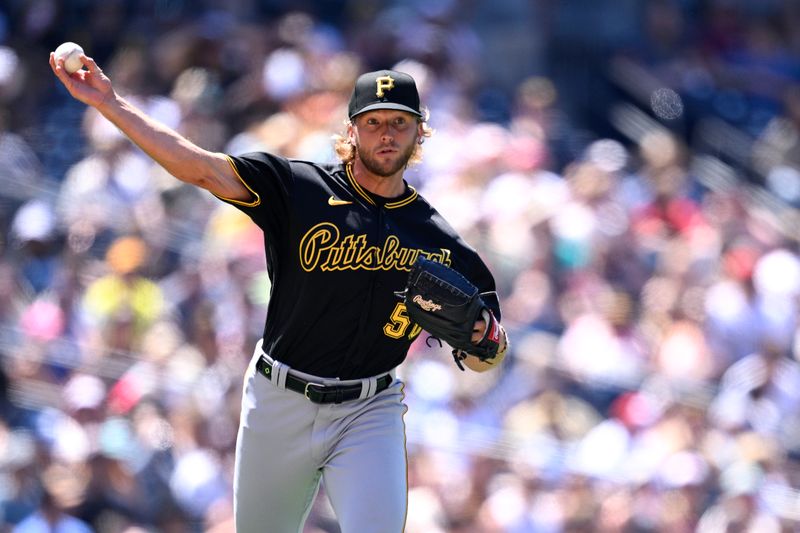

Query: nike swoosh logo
[{"left": 328, "top": 196, "right": 353, "bottom": 206}]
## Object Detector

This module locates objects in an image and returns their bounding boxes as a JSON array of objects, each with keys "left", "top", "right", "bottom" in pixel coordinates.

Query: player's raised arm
[{"left": 49, "top": 49, "right": 251, "bottom": 203}]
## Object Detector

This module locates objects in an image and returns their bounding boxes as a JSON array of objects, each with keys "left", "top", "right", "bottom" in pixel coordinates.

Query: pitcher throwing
[{"left": 50, "top": 48, "right": 509, "bottom": 532}]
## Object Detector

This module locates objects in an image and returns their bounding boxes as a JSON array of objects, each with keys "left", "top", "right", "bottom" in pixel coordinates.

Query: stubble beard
[{"left": 355, "top": 138, "right": 417, "bottom": 178}]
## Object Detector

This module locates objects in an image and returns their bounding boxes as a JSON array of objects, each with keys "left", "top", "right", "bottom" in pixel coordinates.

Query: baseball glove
[{"left": 398, "top": 257, "right": 503, "bottom": 370}]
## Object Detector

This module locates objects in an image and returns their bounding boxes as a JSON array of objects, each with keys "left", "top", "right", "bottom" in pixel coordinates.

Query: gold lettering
[
  {"left": 300, "top": 222, "right": 339, "bottom": 272},
  {"left": 357, "top": 243, "right": 379, "bottom": 268},
  {"left": 382, "top": 236, "right": 402, "bottom": 269},
  {"left": 375, "top": 75, "right": 395, "bottom": 98},
  {"left": 395, "top": 246, "right": 413, "bottom": 269},
  {"left": 441, "top": 248, "right": 452, "bottom": 266},
  {"left": 298, "top": 222, "right": 451, "bottom": 273},
  {"left": 343, "top": 235, "right": 358, "bottom": 265},
  {"left": 325, "top": 235, "right": 348, "bottom": 270}
]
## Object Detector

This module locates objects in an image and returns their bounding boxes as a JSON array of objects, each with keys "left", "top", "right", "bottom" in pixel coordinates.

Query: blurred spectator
[
  {"left": 11, "top": 486, "right": 92, "bottom": 533},
  {"left": 80, "top": 236, "right": 164, "bottom": 354}
]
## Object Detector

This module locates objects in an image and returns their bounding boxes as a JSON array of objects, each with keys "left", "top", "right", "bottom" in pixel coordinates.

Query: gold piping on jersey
[
  {"left": 213, "top": 155, "right": 262, "bottom": 207},
  {"left": 345, "top": 163, "right": 418, "bottom": 209},
  {"left": 385, "top": 187, "right": 417, "bottom": 209},
  {"left": 299, "top": 222, "right": 451, "bottom": 272},
  {"left": 346, "top": 163, "right": 376, "bottom": 206}
]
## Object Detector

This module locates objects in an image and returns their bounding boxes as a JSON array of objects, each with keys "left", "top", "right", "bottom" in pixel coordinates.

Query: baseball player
[{"left": 50, "top": 50, "right": 509, "bottom": 532}]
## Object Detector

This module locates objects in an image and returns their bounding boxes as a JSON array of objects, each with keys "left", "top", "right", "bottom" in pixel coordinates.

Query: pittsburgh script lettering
[{"left": 300, "top": 222, "right": 451, "bottom": 272}]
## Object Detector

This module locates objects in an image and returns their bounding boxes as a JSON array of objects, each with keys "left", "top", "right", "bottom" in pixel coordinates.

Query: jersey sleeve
[
  {"left": 214, "top": 152, "right": 293, "bottom": 238},
  {"left": 428, "top": 208, "right": 502, "bottom": 322},
  {"left": 465, "top": 251, "right": 501, "bottom": 322}
]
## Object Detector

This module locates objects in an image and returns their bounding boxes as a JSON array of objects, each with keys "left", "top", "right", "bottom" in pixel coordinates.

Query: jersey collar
[{"left": 345, "top": 163, "right": 418, "bottom": 209}]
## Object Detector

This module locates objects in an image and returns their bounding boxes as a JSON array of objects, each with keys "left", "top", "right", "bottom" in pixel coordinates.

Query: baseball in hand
[{"left": 54, "top": 42, "right": 85, "bottom": 74}]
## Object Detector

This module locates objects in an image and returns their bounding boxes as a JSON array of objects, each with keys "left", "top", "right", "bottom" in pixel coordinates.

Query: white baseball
[{"left": 54, "top": 42, "right": 85, "bottom": 74}]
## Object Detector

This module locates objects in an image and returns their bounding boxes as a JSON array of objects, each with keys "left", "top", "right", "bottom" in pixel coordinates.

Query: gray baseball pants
[{"left": 234, "top": 343, "right": 408, "bottom": 533}]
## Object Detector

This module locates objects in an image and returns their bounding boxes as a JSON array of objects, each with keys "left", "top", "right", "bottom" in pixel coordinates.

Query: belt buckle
[{"left": 304, "top": 382, "right": 325, "bottom": 403}]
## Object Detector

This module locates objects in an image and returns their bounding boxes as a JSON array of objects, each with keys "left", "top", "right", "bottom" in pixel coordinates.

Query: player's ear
[{"left": 347, "top": 121, "right": 356, "bottom": 144}]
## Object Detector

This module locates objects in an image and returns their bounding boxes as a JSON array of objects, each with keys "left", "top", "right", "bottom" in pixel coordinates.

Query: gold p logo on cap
[
  {"left": 375, "top": 75, "right": 395, "bottom": 98},
  {"left": 348, "top": 70, "right": 421, "bottom": 118}
]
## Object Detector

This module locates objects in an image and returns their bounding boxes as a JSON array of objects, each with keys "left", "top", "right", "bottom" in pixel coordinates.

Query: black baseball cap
[{"left": 348, "top": 70, "right": 422, "bottom": 119}]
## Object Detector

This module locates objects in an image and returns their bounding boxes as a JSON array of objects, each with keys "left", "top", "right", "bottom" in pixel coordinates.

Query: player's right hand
[{"left": 49, "top": 52, "right": 114, "bottom": 109}]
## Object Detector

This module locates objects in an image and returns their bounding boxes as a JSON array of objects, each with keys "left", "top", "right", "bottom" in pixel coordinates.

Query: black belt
[{"left": 255, "top": 355, "right": 393, "bottom": 404}]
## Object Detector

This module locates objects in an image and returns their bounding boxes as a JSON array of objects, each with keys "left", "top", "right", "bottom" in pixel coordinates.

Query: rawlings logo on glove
[
  {"left": 398, "top": 257, "right": 504, "bottom": 369},
  {"left": 412, "top": 295, "right": 442, "bottom": 312}
]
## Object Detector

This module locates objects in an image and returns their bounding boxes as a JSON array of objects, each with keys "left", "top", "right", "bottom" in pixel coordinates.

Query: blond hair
[{"left": 333, "top": 109, "right": 434, "bottom": 166}]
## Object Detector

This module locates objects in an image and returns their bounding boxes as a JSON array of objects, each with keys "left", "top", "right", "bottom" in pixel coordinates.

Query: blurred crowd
[{"left": 2, "top": 0, "right": 800, "bottom": 532}]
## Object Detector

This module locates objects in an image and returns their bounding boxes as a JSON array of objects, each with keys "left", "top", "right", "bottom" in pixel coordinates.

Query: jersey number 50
[{"left": 383, "top": 303, "right": 423, "bottom": 340}]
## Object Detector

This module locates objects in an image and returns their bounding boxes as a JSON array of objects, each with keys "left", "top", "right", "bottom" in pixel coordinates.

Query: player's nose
[{"left": 377, "top": 122, "right": 395, "bottom": 141}]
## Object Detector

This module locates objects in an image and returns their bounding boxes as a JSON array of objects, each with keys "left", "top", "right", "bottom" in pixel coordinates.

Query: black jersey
[{"left": 216, "top": 152, "right": 500, "bottom": 379}]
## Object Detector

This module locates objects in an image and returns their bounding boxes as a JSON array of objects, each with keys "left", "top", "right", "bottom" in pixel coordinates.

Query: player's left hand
[
  {"left": 461, "top": 319, "right": 506, "bottom": 372},
  {"left": 461, "top": 319, "right": 508, "bottom": 372},
  {"left": 471, "top": 318, "right": 487, "bottom": 343}
]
